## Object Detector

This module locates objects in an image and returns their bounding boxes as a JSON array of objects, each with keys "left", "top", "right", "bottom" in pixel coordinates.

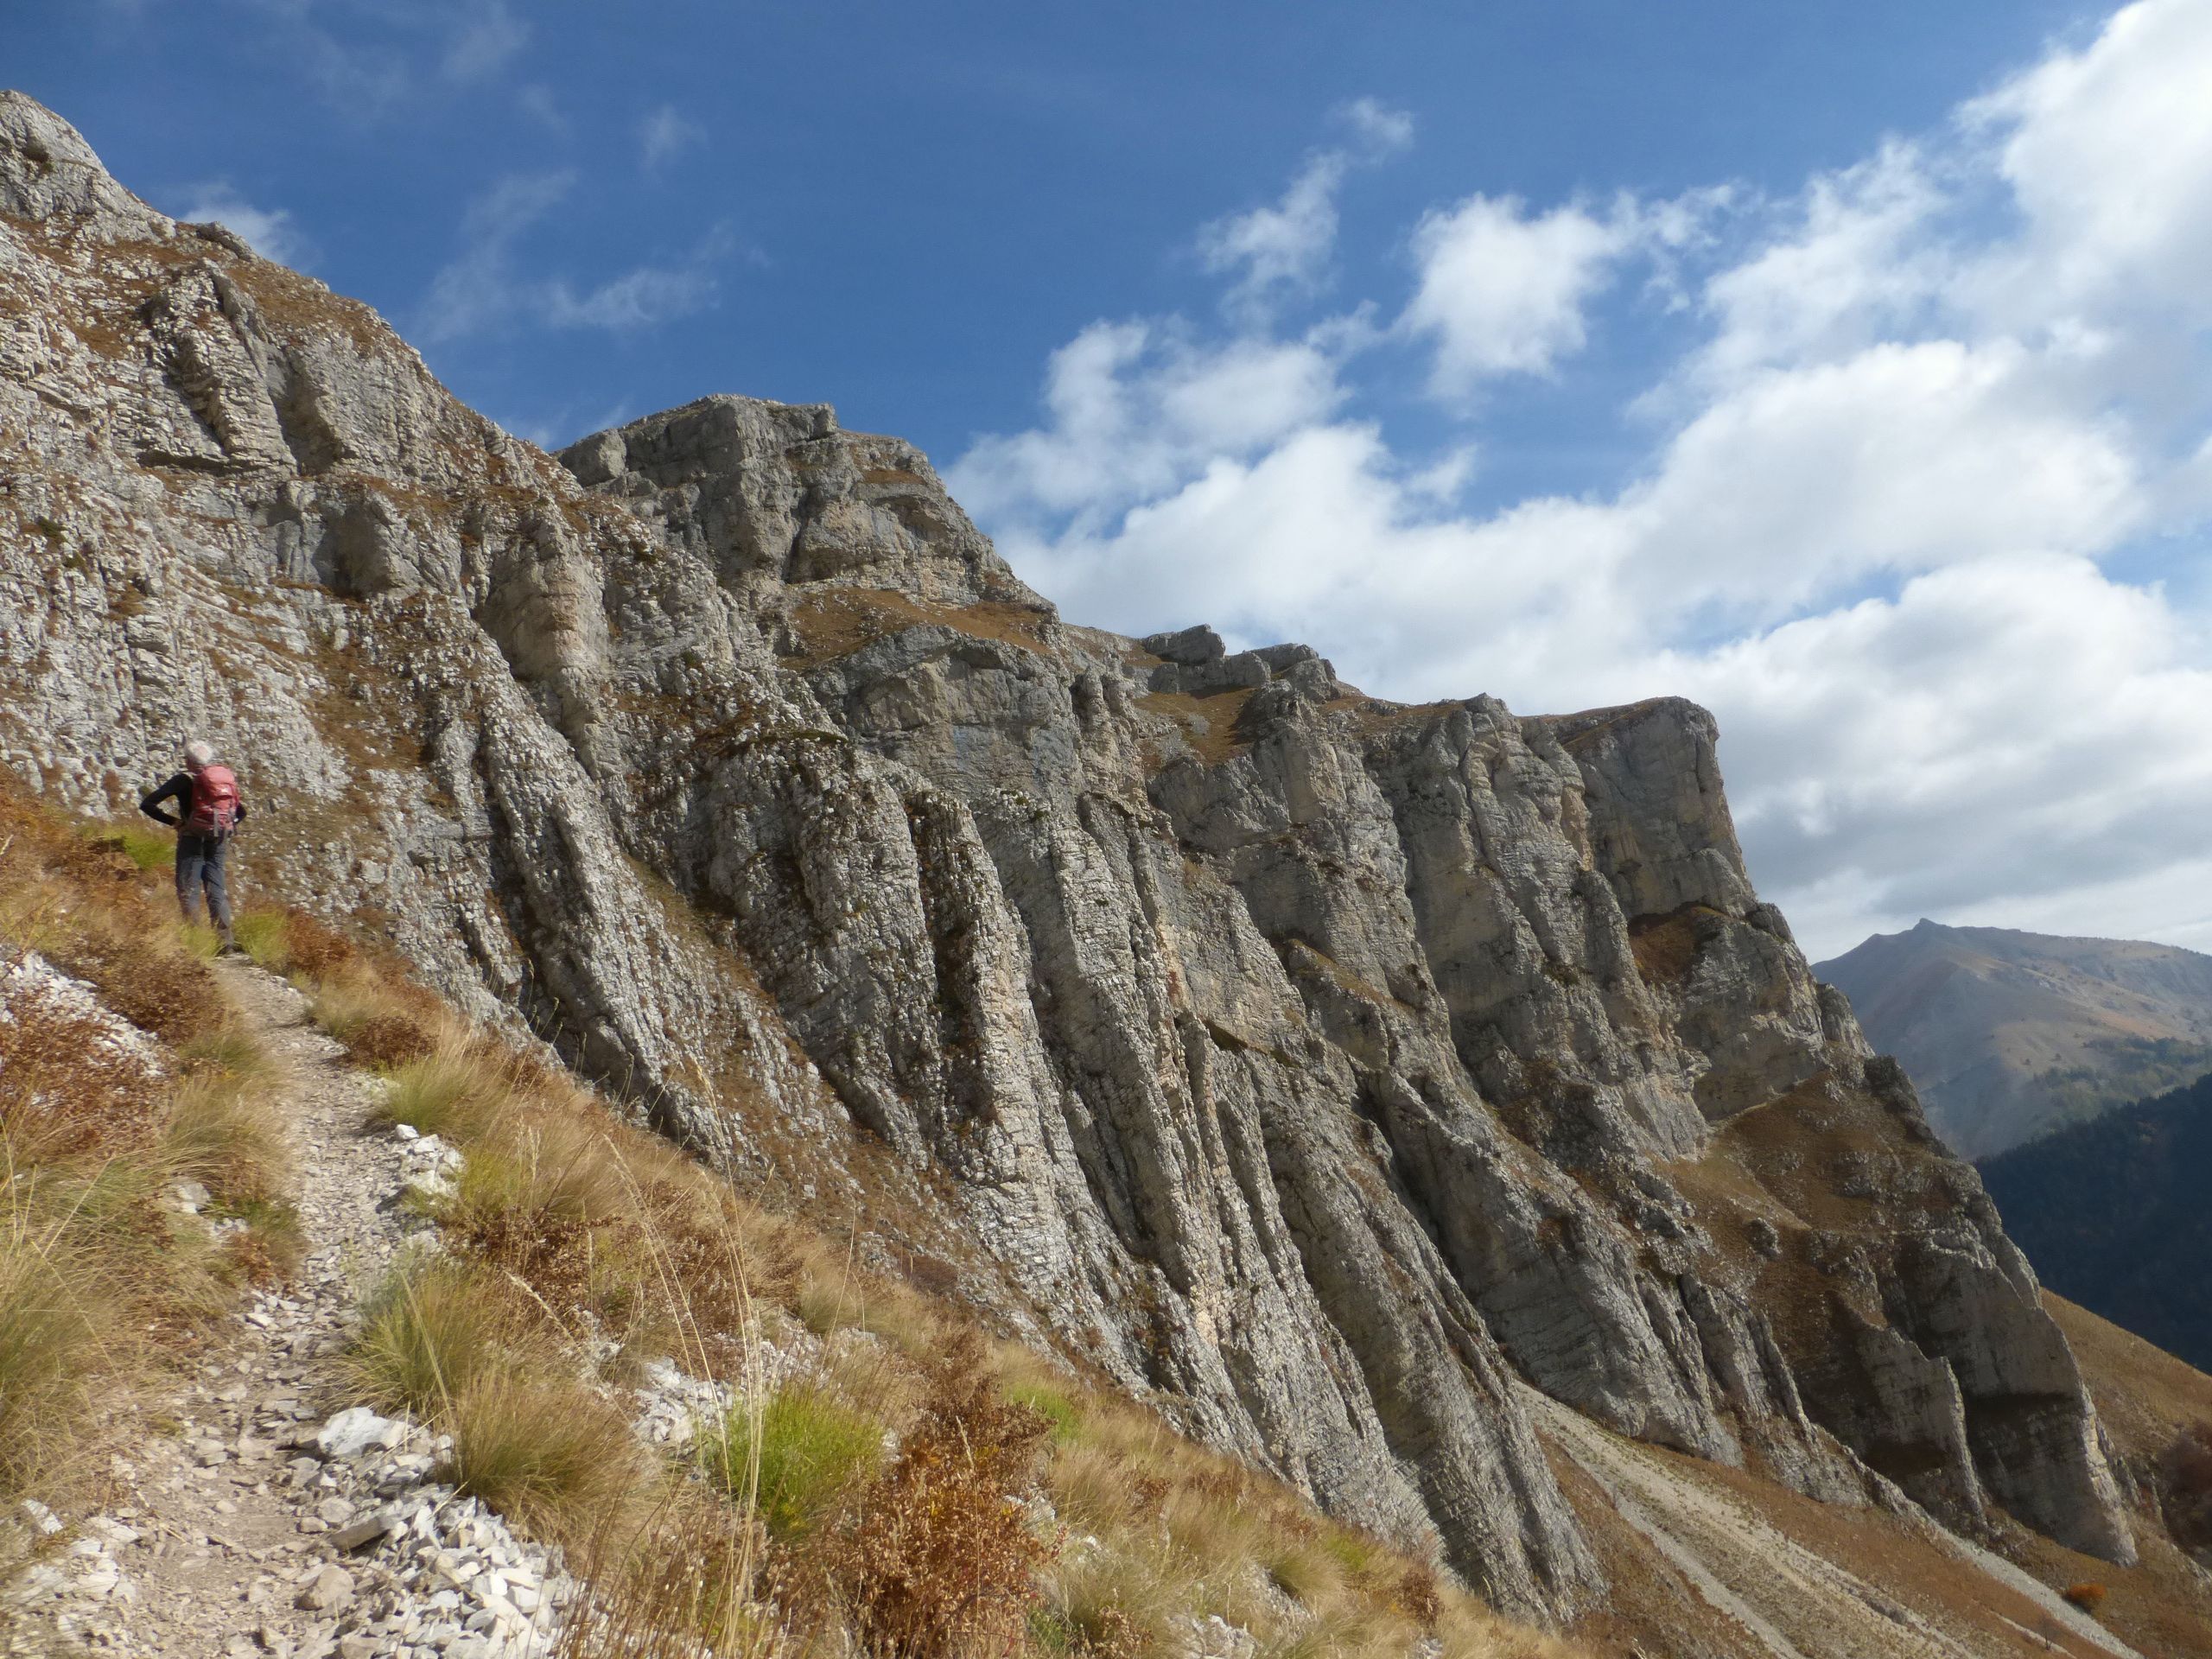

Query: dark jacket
[{"left": 140, "top": 770, "right": 251, "bottom": 833}]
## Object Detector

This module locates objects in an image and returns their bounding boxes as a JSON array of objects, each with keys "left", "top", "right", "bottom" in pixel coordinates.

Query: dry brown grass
[
  {"left": 779, "top": 587, "right": 1055, "bottom": 670},
  {"left": 815, "top": 1344, "right": 1052, "bottom": 1659},
  {"left": 1136, "top": 686, "right": 1259, "bottom": 767},
  {"left": 0, "top": 779, "right": 293, "bottom": 1539},
  {"left": 1626, "top": 903, "right": 1727, "bottom": 988}
]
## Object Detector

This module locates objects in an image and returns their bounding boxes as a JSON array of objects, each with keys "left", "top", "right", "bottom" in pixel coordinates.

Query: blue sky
[{"left": 12, "top": 0, "right": 2212, "bottom": 959}]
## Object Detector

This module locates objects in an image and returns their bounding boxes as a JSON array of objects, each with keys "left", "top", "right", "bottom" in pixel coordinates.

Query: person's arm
[{"left": 139, "top": 772, "right": 188, "bottom": 827}]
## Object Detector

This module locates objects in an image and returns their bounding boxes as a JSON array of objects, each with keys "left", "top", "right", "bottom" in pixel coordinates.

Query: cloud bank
[{"left": 948, "top": 0, "right": 2212, "bottom": 960}]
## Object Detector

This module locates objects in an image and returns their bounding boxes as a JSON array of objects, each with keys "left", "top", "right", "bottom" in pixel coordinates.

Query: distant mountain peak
[{"left": 1816, "top": 923, "right": 2212, "bottom": 1157}]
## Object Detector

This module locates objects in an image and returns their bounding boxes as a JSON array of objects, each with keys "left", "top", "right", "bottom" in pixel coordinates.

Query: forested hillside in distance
[{"left": 1980, "top": 1071, "right": 2212, "bottom": 1372}]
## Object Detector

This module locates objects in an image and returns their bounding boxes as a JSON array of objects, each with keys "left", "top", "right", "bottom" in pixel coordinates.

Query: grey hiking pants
[{"left": 176, "top": 833, "right": 234, "bottom": 939}]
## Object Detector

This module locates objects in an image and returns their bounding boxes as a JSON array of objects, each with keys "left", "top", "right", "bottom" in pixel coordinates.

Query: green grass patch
[
  {"left": 105, "top": 824, "right": 175, "bottom": 871},
  {"left": 1009, "top": 1380, "right": 1085, "bottom": 1446},
  {"left": 700, "top": 1385, "right": 883, "bottom": 1541},
  {"left": 1320, "top": 1530, "right": 1380, "bottom": 1579},
  {"left": 232, "top": 909, "right": 291, "bottom": 970}
]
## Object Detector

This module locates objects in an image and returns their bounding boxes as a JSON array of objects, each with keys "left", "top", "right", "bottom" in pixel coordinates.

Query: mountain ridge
[
  {"left": 1815, "top": 919, "right": 2212, "bottom": 1159},
  {"left": 9, "top": 88, "right": 2212, "bottom": 1653}
]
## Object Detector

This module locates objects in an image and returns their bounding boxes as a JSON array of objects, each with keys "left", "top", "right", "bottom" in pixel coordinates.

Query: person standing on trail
[{"left": 140, "top": 739, "right": 248, "bottom": 952}]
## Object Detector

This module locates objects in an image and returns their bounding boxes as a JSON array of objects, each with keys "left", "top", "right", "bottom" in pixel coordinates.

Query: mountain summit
[
  {"left": 1815, "top": 920, "right": 2212, "bottom": 1159},
  {"left": 9, "top": 89, "right": 2212, "bottom": 1651}
]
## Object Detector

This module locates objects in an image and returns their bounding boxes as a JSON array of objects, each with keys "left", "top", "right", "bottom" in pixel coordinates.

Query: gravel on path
[{"left": 10, "top": 963, "right": 572, "bottom": 1659}]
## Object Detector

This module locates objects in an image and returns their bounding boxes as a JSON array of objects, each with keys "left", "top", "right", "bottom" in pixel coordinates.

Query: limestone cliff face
[{"left": 0, "top": 92, "right": 2137, "bottom": 1620}]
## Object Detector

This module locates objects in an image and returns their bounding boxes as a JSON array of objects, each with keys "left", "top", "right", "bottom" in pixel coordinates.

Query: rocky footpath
[
  {"left": 4, "top": 963, "right": 572, "bottom": 1658},
  {"left": 0, "top": 88, "right": 2150, "bottom": 1627}
]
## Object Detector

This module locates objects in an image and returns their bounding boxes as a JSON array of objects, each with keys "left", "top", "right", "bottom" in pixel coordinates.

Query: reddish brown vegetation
[{"left": 817, "top": 1343, "right": 1052, "bottom": 1658}]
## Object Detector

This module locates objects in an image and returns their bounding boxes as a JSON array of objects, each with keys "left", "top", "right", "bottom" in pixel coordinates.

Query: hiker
[{"left": 140, "top": 739, "right": 248, "bottom": 951}]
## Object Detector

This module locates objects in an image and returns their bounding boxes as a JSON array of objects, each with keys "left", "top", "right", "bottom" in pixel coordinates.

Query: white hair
[{"left": 182, "top": 739, "right": 215, "bottom": 769}]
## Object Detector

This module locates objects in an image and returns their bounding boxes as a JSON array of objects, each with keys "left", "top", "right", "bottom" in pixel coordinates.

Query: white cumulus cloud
[
  {"left": 950, "top": 19, "right": 2212, "bottom": 959},
  {"left": 1402, "top": 194, "right": 1639, "bottom": 391},
  {"left": 1197, "top": 100, "right": 1412, "bottom": 323}
]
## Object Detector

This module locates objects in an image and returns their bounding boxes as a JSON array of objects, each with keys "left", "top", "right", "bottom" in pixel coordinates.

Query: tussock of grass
[
  {"left": 377, "top": 1035, "right": 518, "bottom": 1142},
  {"left": 351, "top": 1251, "right": 648, "bottom": 1548},
  {"left": 350, "top": 1254, "right": 514, "bottom": 1412},
  {"left": 230, "top": 907, "right": 290, "bottom": 969},
  {"left": 448, "top": 1372, "right": 640, "bottom": 1541},
  {"left": 0, "top": 1176, "right": 113, "bottom": 1497},
  {"left": 168, "top": 1071, "right": 288, "bottom": 1203},
  {"left": 177, "top": 1018, "right": 273, "bottom": 1081},
  {"left": 701, "top": 1386, "right": 882, "bottom": 1542}
]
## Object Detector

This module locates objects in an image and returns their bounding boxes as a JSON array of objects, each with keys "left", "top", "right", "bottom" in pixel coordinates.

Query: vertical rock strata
[{"left": 0, "top": 92, "right": 2134, "bottom": 1619}]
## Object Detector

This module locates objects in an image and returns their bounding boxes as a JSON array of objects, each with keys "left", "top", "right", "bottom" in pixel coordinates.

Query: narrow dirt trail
[
  {"left": 65, "top": 962, "right": 416, "bottom": 1657},
  {"left": 23, "top": 963, "right": 563, "bottom": 1659}
]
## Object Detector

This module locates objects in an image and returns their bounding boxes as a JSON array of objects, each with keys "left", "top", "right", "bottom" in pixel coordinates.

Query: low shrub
[
  {"left": 2063, "top": 1581, "right": 2107, "bottom": 1611},
  {"left": 47, "top": 916, "right": 226, "bottom": 1050},
  {"left": 821, "top": 1348, "right": 1052, "bottom": 1659},
  {"left": 308, "top": 965, "right": 436, "bottom": 1065}
]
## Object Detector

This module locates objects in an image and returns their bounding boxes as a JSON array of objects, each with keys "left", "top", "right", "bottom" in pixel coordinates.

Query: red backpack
[{"left": 186, "top": 766, "right": 241, "bottom": 838}]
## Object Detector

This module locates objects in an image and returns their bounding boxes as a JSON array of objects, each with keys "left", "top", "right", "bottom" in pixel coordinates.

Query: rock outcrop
[{"left": 0, "top": 91, "right": 2140, "bottom": 1623}]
